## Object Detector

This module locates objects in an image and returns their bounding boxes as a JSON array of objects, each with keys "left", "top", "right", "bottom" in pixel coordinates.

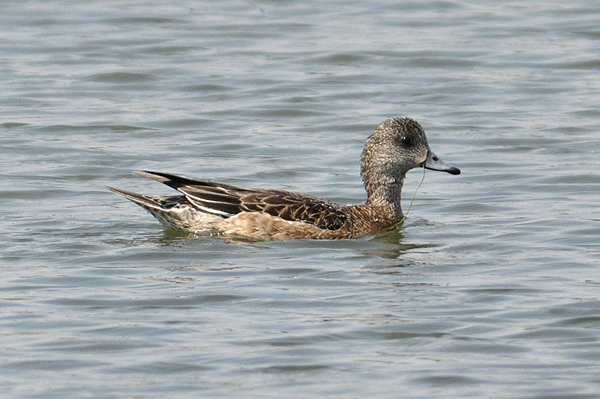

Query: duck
[{"left": 109, "top": 117, "right": 460, "bottom": 240}]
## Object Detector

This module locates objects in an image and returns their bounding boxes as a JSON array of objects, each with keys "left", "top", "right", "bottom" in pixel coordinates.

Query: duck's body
[{"left": 109, "top": 118, "right": 460, "bottom": 240}]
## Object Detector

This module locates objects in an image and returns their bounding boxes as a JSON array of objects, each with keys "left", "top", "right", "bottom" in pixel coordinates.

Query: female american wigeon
[{"left": 110, "top": 118, "right": 460, "bottom": 240}]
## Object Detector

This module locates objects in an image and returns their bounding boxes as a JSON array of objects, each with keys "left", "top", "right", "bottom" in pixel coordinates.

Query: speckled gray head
[{"left": 361, "top": 117, "right": 460, "bottom": 182}]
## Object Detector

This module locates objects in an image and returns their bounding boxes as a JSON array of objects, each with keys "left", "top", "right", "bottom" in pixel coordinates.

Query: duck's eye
[{"left": 400, "top": 136, "right": 411, "bottom": 146}]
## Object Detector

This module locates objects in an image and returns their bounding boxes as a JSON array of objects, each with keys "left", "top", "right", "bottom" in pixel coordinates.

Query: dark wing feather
[
  {"left": 138, "top": 171, "right": 347, "bottom": 230},
  {"left": 137, "top": 171, "right": 245, "bottom": 217},
  {"left": 237, "top": 191, "right": 348, "bottom": 230}
]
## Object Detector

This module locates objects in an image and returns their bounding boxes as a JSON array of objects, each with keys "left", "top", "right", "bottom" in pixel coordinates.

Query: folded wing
[{"left": 137, "top": 171, "right": 348, "bottom": 230}]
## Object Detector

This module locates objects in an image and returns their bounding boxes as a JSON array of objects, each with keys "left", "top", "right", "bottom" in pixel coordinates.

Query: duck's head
[{"left": 361, "top": 118, "right": 460, "bottom": 194}]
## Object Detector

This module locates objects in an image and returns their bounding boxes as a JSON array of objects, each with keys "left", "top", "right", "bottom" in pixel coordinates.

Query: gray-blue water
[{"left": 2, "top": 1, "right": 600, "bottom": 398}]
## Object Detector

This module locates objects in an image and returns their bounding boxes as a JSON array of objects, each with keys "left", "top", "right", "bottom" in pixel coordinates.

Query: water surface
[{"left": 2, "top": 1, "right": 600, "bottom": 398}]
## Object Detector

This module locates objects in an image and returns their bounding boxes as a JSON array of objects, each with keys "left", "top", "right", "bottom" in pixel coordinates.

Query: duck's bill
[{"left": 423, "top": 151, "right": 461, "bottom": 175}]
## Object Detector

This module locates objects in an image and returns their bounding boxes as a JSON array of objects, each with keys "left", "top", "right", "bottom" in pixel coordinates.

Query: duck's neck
[{"left": 364, "top": 178, "right": 405, "bottom": 223}]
